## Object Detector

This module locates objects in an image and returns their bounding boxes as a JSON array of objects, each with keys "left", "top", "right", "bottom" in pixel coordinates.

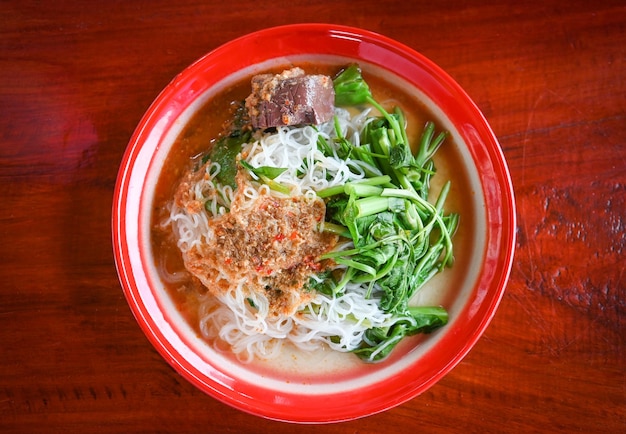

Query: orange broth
[{"left": 150, "top": 63, "right": 476, "bottom": 379}]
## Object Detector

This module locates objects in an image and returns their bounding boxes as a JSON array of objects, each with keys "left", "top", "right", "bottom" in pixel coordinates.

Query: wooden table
[{"left": 1, "top": 1, "right": 624, "bottom": 432}]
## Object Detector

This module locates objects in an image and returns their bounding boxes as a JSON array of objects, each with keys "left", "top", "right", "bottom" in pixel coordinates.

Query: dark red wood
[{"left": 1, "top": 1, "right": 624, "bottom": 432}]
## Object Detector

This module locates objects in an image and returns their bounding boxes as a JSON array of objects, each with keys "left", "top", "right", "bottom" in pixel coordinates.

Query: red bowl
[{"left": 112, "top": 23, "right": 516, "bottom": 423}]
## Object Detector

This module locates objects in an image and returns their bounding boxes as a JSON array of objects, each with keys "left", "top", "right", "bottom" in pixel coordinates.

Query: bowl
[{"left": 112, "top": 23, "right": 516, "bottom": 423}]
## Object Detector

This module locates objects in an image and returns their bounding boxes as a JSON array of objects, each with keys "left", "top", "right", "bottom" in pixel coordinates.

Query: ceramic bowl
[{"left": 112, "top": 23, "right": 516, "bottom": 423}]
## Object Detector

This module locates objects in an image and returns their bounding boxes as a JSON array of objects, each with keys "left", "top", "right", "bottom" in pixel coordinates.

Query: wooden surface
[{"left": 1, "top": 1, "right": 624, "bottom": 432}]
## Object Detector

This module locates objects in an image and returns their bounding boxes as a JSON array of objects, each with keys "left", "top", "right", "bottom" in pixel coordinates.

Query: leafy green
[
  {"left": 323, "top": 64, "right": 459, "bottom": 361},
  {"left": 205, "top": 133, "right": 248, "bottom": 188},
  {"left": 204, "top": 102, "right": 252, "bottom": 188},
  {"left": 333, "top": 63, "right": 372, "bottom": 106},
  {"left": 352, "top": 306, "right": 449, "bottom": 362},
  {"left": 239, "top": 160, "right": 287, "bottom": 180},
  {"left": 240, "top": 160, "right": 291, "bottom": 195}
]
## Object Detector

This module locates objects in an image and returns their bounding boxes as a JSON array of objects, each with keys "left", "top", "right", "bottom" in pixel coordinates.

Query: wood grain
[{"left": 1, "top": 0, "right": 624, "bottom": 432}]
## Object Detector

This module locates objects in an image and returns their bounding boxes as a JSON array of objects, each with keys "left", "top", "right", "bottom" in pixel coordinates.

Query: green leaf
[
  {"left": 240, "top": 160, "right": 291, "bottom": 195},
  {"left": 353, "top": 306, "right": 448, "bottom": 362},
  {"left": 207, "top": 132, "right": 251, "bottom": 188},
  {"left": 333, "top": 63, "right": 372, "bottom": 106},
  {"left": 240, "top": 160, "right": 287, "bottom": 180}
]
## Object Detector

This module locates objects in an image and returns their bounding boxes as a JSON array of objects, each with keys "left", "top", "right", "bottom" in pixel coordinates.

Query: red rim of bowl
[{"left": 112, "top": 23, "right": 516, "bottom": 423}]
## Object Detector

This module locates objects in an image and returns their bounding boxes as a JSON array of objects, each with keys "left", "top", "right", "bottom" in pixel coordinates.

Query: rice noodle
[{"left": 167, "top": 107, "right": 395, "bottom": 362}]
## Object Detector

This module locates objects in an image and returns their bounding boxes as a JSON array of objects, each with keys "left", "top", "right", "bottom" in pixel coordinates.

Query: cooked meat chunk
[{"left": 245, "top": 67, "right": 335, "bottom": 129}]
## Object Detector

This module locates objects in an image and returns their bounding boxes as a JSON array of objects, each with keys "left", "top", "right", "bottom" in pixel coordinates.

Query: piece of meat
[{"left": 245, "top": 67, "right": 335, "bottom": 129}]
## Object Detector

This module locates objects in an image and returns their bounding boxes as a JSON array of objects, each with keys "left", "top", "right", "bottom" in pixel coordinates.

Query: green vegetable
[
  {"left": 333, "top": 63, "right": 372, "bottom": 106},
  {"left": 352, "top": 306, "right": 449, "bottom": 362},
  {"left": 240, "top": 160, "right": 287, "bottom": 180},
  {"left": 240, "top": 160, "right": 291, "bottom": 195},
  {"left": 334, "top": 64, "right": 408, "bottom": 157},
  {"left": 204, "top": 102, "right": 252, "bottom": 188},
  {"left": 323, "top": 64, "right": 459, "bottom": 361},
  {"left": 205, "top": 134, "right": 248, "bottom": 188}
]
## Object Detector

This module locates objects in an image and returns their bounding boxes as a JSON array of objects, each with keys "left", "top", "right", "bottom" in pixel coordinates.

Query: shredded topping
[{"left": 175, "top": 168, "right": 338, "bottom": 317}]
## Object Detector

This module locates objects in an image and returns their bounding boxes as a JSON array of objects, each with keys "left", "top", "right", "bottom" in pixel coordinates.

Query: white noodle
[{"left": 168, "top": 107, "right": 395, "bottom": 362}]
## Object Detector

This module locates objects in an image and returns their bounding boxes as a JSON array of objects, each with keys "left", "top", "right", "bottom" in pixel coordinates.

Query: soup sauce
[{"left": 150, "top": 62, "right": 476, "bottom": 381}]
